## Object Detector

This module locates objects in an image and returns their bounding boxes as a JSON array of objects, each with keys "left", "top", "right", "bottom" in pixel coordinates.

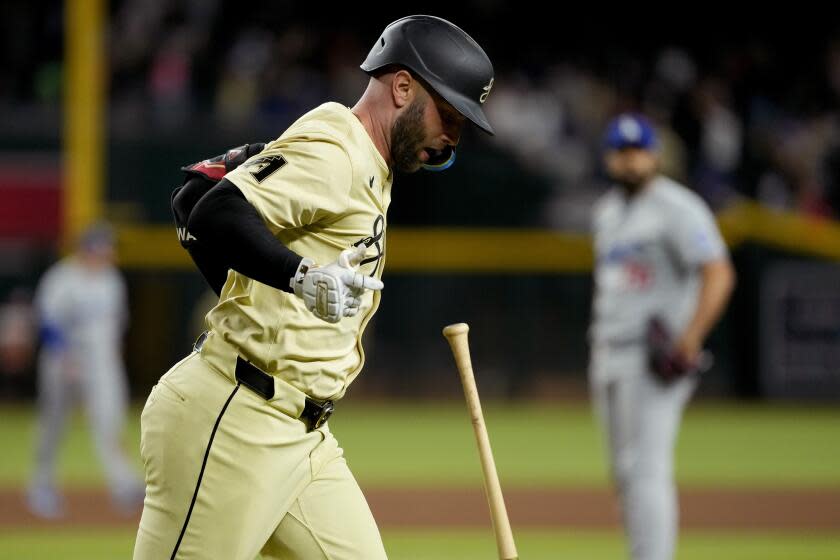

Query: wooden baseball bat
[{"left": 443, "top": 323, "right": 518, "bottom": 560}]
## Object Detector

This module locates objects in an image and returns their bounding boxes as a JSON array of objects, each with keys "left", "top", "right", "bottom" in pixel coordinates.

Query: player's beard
[
  {"left": 390, "top": 99, "right": 427, "bottom": 173},
  {"left": 615, "top": 170, "right": 655, "bottom": 194}
]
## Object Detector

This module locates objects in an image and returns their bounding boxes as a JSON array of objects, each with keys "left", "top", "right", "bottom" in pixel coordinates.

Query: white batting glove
[{"left": 290, "top": 246, "right": 384, "bottom": 323}]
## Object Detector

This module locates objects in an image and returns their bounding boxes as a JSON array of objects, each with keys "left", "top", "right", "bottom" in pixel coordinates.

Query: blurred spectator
[
  {"left": 27, "top": 223, "right": 143, "bottom": 519},
  {"left": 215, "top": 29, "right": 271, "bottom": 127},
  {"left": 691, "top": 78, "right": 743, "bottom": 207},
  {"left": 0, "top": 288, "right": 36, "bottom": 380},
  {"left": 149, "top": 28, "right": 195, "bottom": 128},
  {"left": 2, "top": 6, "right": 840, "bottom": 224}
]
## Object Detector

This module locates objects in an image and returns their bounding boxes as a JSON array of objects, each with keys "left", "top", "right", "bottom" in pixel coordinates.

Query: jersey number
[{"left": 246, "top": 155, "right": 287, "bottom": 183}]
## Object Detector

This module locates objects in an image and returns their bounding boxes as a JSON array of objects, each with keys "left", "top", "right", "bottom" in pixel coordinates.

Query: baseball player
[
  {"left": 133, "top": 16, "right": 495, "bottom": 560},
  {"left": 588, "top": 114, "right": 735, "bottom": 560},
  {"left": 27, "top": 223, "right": 144, "bottom": 518}
]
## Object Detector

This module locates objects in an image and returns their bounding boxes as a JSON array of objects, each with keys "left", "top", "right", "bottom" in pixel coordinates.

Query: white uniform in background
[
  {"left": 29, "top": 255, "right": 143, "bottom": 517},
  {"left": 589, "top": 175, "right": 727, "bottom": 560}
]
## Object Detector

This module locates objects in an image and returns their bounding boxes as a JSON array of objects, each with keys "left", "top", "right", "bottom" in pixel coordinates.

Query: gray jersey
[
  {"left": 35, "top": 257, "right": 128, "bottom": 370},
  {"left": 590, "top": 175, "right": 726, "bottom": 344}
]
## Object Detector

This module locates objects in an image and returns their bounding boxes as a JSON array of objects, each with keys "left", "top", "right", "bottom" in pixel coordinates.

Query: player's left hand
[
  {"left": 291, "top": 246, "right": 384, "bottom": 323},
  {"left": 647, "top": 316, "right": 695, "bottom": 384}
]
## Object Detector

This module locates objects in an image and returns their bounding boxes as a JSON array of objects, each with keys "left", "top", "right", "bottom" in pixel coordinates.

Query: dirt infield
[{"left": 1, "top": 487, "right": 838, "bottom": 530}]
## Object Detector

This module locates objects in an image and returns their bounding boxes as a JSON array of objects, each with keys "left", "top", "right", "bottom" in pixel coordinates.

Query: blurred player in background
[
  {"left": 27, "top": 223, "right": 143, "bottom": 518},
  {"left": 588, "top": 114, "right": 735, "bottom": 560}
]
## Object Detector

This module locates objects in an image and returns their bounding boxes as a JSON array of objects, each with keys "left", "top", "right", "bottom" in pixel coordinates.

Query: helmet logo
[{"left": 480, "top": 78, "right": 494, "bottom": 104}]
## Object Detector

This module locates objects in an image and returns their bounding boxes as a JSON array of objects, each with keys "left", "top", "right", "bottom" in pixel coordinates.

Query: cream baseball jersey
[{"left": 204, "top": 102, "right": 392, "bottom": 400}]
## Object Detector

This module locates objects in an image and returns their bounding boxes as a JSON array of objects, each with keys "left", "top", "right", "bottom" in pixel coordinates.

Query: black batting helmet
[{"left": 360, "top": 15, "right": 495, "bottom": 136}]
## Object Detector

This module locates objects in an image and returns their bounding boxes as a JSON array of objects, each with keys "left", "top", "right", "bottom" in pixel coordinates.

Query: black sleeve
[
  {"left": 171, "top": 176, "right": 230, "bottom": 295},
  {"left": 188, "top": 178, "right": 303, "bottom": 293}
]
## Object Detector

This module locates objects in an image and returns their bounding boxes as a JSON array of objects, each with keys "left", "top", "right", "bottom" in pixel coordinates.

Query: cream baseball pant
[{"left": 132, "top": 350, "right": 387, "bottom": 560}]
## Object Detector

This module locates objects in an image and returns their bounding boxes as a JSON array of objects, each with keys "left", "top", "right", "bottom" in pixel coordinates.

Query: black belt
[{"left": 193, "top": 332, "right": 334, "bottom": 431}]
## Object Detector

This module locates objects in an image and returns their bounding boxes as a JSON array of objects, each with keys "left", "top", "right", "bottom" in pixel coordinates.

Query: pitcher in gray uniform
[
  {"left": 27, "top": 223, "right": 144, "bottom": 518},
  {"left": 589, "top": 114, "right": 735, "bottom": 560}
]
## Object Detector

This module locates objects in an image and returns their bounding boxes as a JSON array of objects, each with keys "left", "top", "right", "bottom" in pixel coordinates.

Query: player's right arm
[
  {"left": 187, "top": 141, "right": 383, "bottom": 323},
  {"left": 674, "top": 258, "right": 735, "bottom": 362},
  {"left": 668, "top": 198, "right": 735, "bottom": 362}
]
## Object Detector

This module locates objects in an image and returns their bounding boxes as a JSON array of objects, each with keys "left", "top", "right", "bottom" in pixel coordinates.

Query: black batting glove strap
[
  {"left": 180, "top": 143, "right": 266, "bottom": 182},
  {"left": 188, "top": 179, "right": 303, "bottom": 293}
]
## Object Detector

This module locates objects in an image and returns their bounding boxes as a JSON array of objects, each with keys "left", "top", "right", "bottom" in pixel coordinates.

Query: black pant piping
[{"left": 170, "top": 383, "right": 240, "bottom": 560}]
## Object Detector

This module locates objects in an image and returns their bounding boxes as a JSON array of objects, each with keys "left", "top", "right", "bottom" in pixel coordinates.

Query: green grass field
[
  {"left": 2, "top": 400, "right": 839, "bottom": 488},
  {"left": 1, "top": 528, "right": 839, "bottom": 560},
  {"left": 1, "top": 400, "right": 838, "bottom": 559}
]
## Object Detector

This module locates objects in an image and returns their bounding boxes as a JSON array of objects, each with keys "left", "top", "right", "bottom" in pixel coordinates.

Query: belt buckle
[
  {"left": 304, "top": 398, "right": 334, "bottom": 430},
  {"left": 313, "top": 400, "right": 334, "bottom": 429}
]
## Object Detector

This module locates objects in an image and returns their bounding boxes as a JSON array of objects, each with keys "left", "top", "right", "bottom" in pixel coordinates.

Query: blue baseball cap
[{"left": 604, "top": 113, "right": 657, "bottom": 150}]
